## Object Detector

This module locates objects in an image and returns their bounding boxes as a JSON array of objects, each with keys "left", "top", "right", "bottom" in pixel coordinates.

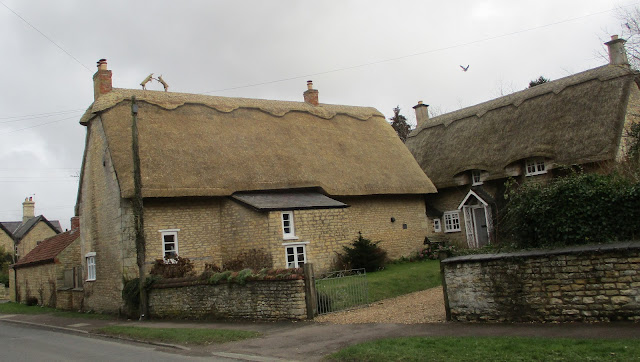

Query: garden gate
[{"left": 314, "top": 268, "right": 369, "bottom": 314}]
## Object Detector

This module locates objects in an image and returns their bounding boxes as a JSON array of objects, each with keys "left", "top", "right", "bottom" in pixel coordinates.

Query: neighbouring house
[
  {"left": 76, "top": 59, "right": 436, "bottom": 312},
  {"left": 9, "top": 217, "right": 81, "bottom": 307},
  {"left": 0, "top": 197, "right": 62, "bottom": 261},
  {"left": 406, "top": 35, "right": 640, "bottom": 249}
]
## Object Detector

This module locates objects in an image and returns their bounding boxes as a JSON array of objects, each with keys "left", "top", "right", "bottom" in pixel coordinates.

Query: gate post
[
  {"left": 303, "top": 263, "right": 317, "bottom": 319},
  {"left": 440, "top": 259, "right": 451, "bottom": 321}
]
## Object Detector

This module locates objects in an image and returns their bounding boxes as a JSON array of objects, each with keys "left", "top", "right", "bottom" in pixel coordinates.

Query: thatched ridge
[
  {"left": 81, "top": 89, "right": 436, "bottom": 198},
  {"left": 406, "top": 64, "right": 640, "bottom": 188}
]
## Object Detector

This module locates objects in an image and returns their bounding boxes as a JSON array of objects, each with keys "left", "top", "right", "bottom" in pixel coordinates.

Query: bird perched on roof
[
  {"left": 140, "top": 73, "right": 154, "bottom": 90},
  {"left": 460, "top": 65, "right": 470, "bottom": 72}
]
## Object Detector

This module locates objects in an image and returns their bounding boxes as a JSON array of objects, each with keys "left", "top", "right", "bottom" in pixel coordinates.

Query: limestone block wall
[
  {"left": 442, "top": 242, "right": 640, "bottom": 322},
  {"left": 17, "top": 222, "right": 58, "bottom": 261},
  {"left": 144, "top": 198, "right": 223, "bottom": 270},
  {"left": 148, "top": 279, "right": 307, "bottom": 320},
  {"left": 79, "top": 116, "right": 136, "bottom": 313},
  {"left": 0, "top": 232, "right": 13, "bottom": 256},
  {"left": 13, "top": 264, "right": 57, "bottom": 306},
  {"left": 339, "top": 195, "right": 429, "bottom": 260}
]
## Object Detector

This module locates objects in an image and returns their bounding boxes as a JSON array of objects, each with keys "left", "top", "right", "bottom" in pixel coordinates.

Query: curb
[{"left": 0, "top": 318, "right": 88, "bottom": 334}]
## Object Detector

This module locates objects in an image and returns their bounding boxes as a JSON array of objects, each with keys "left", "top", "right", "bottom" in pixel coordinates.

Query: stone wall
[
  {"left": 148, "top": 278, "right": 307, "bottom": 320},
  {"left": 17, "top": 222, "right": 58, "bottom": 261},
  {"left": 442, "top": 242, "right": 640, "bottom": 322},
  {"left": 79, "top": 113, "right": 137, "bottom": 313},
  {"left": 13, "top": 263, "right": 57, "bottom": 306}
]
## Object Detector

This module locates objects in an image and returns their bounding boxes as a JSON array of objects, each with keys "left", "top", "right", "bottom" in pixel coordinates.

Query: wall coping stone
[{"left": 442, "top": 241, "right": 640, "bottom": 264}]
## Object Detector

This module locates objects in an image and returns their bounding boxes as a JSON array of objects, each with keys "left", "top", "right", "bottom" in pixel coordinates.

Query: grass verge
[
  {"left": 366, "top": 260, "right": 441, "bottom": 302},
  {"left": 327, "top": 336, "right": 640, "bottom": 361},
  {"left": 97, "top": 326, "right": 261, "bottom": 345},
  {"left": 0, "top": 302, "right": 111, "bottom": 319}
]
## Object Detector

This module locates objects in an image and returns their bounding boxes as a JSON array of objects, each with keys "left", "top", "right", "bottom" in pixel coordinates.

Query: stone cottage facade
[
  {"left": 76, "top": 60, "right": 436, "bottom": 312},
  {"left": 406, "top": 36, "right": 640, "bottom": 249},
  {"left": 9, "top": 217, "right": 81, "bottom": 307},
  {"left": 1, "top": 197, "right": 62, "bottom": 261}
]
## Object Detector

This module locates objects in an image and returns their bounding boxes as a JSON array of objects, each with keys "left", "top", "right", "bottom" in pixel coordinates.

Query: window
[
  {"left": 443, "top": 211, "right": 461, "bottom": 232},
  {"left": 433, "top": 218, "right": 442, "bottom": 233},
  {"left": 160, "top": 229, "right": 180, "bottom": 259},
  {"left": 281, "top": 211, "right": 297, "bottom": 239},
  {"left": 283, "top": 242, "right": 308, "bottom": 268},
  {"left": 86, "top": 252, "right": 96, "bottom": 281},
  {"left": 525, "top": 158, "right": 547, "bottom": 176},
  {"left": 471, "top": 170, "right": 483, "bottom": 186}
]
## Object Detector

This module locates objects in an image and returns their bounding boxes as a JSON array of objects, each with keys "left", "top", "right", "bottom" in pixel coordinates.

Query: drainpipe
[{"left": 131, "top": 96, "right": 148, "bottom": 320}]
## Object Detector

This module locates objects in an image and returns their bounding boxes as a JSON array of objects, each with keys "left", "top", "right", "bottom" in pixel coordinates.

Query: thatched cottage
[
  {"left": 406, "top": 36, "right": 640, "bottom": 249},
  {"left": 1, "top": 197, "right": 62, "bottom": 261},
  {"left": 76, "top": 60, "right": 436, "bottom": 312},
  {"left": 9, "top": 217, "right": 81, "bottom": 307}
]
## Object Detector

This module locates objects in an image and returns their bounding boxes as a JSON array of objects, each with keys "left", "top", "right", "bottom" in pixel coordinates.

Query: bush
[
  {"left": 340, "top": 232, "right": 387, "bottom": 272},
  {"left": 413, "top": 243, "right": 456, "bottom": 260},
  {"left": 25, "top": 297, "right": 38, "bottom": 306},
  {"left": 149, "top": 256, "right": 195, "bottom": 279},
  {"left": 500, "top": 172, "right": 640, "bottom": 248},
  {"left": 223, "top": 249, "right": 273, "bottom": 271}
]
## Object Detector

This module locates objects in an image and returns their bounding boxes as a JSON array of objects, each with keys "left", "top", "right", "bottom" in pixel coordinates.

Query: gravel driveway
[{"left": 314, "top": 286, "right": 446, "bottom": 324}]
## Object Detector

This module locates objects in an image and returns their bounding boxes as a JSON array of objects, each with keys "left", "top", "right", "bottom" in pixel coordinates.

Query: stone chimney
[
  {"left": 413, "top": 101, "right": 429, "bottom": 126},
  {"left": 605, "top": 35, "right": 629, "bottom": 66},
  {"left": 70, "top": 216, "right": 80, "bottom": 230},
  {"left": 22, "top": 197, "right": 35, "bottom": 223},
  {"left": 93, "top": 58, "right": 112, "bottom": 100},
  {"left": 303, "top": 80, "right": 319, "bottom": 106}
]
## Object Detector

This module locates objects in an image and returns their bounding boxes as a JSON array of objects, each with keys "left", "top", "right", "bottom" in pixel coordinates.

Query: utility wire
[
  {"left": 201, "top": 5, "right": 629, "bottom": 95},
  {"left": 0, "top": 115, "right": 79, "bottom": 135},
  {"left": 0, "top": 0, "right": 92, "bottom": 72},
  {"left": 0, "top": 109, "right": 84, "bottom": 121}
]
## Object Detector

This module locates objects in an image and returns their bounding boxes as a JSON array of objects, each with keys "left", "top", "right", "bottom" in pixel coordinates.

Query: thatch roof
[
  {"left": 406, "top": 65, "right": 640, "bottom": 188},
  {"left": 80, "top": 89, "right": 436, "bottom": 198}
]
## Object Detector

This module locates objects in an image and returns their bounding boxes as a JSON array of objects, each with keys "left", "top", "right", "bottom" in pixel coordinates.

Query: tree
[
  {"left": 389, "top": 106, "right": 411, "bottom": 143},
  {"left": 528, "top": 76, "right": 550, "bottom": 88},
  {"left": 616, "top": 6, "right": 640, "bottom": 69}
]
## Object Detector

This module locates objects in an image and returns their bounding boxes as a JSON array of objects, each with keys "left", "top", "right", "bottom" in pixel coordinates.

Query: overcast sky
[{"left": 0, "top": 0, "right": 635, "bottom": 230}]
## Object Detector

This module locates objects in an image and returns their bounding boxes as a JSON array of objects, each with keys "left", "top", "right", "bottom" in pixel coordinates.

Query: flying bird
[{"left": 460, "top": 65, "right": 470, "bottom": 72}]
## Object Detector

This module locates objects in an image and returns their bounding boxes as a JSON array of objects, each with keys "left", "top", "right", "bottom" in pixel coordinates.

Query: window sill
[
  {"left": 444, "top": 230, "right": 461, "bottom": 233},
  {"left": 85, "top": 279, "right": 96, "bottom": 282},
  {"left": 525, "top": 171, "right": 547, "bottom": 177}
]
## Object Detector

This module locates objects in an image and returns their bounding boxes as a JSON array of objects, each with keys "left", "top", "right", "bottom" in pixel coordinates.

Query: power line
[
  {"left": 200, "top": 5, "right": 631, "bottom": 95},
  {"left": 0, "top": 109, "right": 84, "bottom": 121},
  {"left": 0, "top": 115, "right": 79, "bottom": 135},
  {"left": 0, "top": 0, "right": 92, "bottom": 72}
]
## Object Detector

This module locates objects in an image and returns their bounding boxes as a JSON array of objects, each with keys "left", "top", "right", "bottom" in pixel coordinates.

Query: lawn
[
  {"left": 0, "top": 302, "right": 112, "bottom": 319},
  {"left": 327, "top": 336, "right": 640, "bottom": 361},
  {"left": 367, "top": 260, "right": 441, "bottom": 302},
  {"left": 97, "top": 326, "right": 261, "bottom": 345}
]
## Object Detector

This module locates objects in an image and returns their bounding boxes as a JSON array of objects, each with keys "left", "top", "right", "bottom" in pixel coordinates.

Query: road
[{"left": 0, "top": 322, "right": 237, "bottom": 361}]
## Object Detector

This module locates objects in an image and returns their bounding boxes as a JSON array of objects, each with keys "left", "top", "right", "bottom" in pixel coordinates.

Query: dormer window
[
  {"left": 525, "top": 158, "right": 547, "bottom": 176},
  {"left": 471, "top": 170, "right": 483, "bottom": 186}
]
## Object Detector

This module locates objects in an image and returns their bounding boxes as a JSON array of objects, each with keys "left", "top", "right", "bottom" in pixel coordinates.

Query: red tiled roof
[{"left": 13, "top": 227, "right": 79, "bottom": 269}]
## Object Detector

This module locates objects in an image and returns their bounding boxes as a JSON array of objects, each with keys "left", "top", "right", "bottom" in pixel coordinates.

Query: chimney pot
[
  {"left": 93, "top": 58, "right": 113, "bottom": 100},
  {"left": 413, "top": 101, "right": 430, "bottom": 127},
  {"left": 605, "top": 35, "right": 629, "bottom": 66},
  {"left": 303, "top": 81, "right": 319, "bottom": 106}
]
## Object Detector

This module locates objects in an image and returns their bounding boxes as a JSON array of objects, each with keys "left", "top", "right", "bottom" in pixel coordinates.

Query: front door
[{"left": 472, "top": 207, "right": 489, "bottom": 247}]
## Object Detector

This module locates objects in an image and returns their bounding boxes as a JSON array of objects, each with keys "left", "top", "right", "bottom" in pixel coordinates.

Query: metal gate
[{"left": 314, "top": 268, "right": 369, "bottom": 314}]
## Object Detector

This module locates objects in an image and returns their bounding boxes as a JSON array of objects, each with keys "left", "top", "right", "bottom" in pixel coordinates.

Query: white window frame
[
  {"left": 443, "top": 211, "right": 461, "bottom": 233},
  {"left": 282, "top": 241, "right": 308, "bottom": 268},
  {"left": 86, "top": 252, "right": 96, "bottom": 281},
  {"left": 471, "top": 170, "right": 483, "bottom": 186},
  {"left": 525, "top": 158, "right": 547, "bottom": 176},
  {"left": 281, "top": 211, "right": 297, "bottom": 240},
  {"left": 433, "top": 218, "right": 442, "bottom": 233},
  {"left": 159, "top": 229, "right": 180, "bottom": 260}
]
